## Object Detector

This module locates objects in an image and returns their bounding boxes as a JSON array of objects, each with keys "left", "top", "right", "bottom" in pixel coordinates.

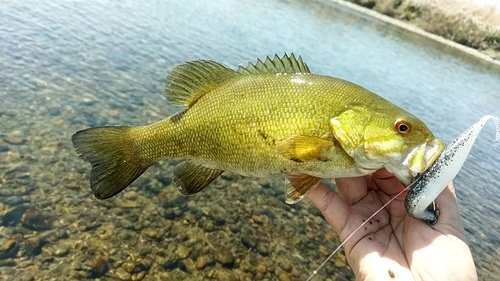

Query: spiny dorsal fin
[
  {"left": 237, "top": 53, "right": 310, "bottom": 75},
  {"left": 165, "top": 60, "right": 237, "bottom": 107}
]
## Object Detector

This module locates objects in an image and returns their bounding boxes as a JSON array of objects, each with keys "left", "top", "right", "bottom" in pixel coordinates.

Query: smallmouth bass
[{"left": 72, "top": 54, "right": 444, "bottom": 202}]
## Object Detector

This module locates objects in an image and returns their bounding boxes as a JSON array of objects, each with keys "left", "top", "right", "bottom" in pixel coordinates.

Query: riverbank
[{"left": 338, "top": 0, "right": 500, "bottom": 61}]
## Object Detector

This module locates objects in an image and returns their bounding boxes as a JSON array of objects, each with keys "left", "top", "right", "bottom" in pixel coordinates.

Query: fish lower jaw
[{"left": 401, "top": 139, "right": 445, "bottom": 177}]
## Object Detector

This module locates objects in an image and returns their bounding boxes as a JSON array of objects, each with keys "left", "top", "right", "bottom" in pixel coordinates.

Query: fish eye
[{"left": 395, "top": 120, "right": 411, "bottom": 134}]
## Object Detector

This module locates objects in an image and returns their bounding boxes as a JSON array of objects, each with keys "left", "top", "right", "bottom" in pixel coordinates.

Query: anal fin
[
  {"left": 284, "top": 174, "right": 322, "bottom": 204},
  {"left": 173, "top": 161, "right": 223, "bottom": 195}
]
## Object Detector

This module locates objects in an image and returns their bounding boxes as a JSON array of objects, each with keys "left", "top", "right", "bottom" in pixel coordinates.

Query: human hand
[{"left": 306, "top": 169, "right": 477, "bottom": 281}]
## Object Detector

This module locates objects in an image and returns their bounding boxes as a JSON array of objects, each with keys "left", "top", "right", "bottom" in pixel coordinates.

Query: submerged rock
[
  {"left": 0, "top": 205, "right": 28, "bottom": 226},
  {"left": 216, "top": 248, "right": 235, "bottom": 267},
  {"left": 21, "top": 209, "right": 51, "bottom": 231},
  {"left": 3, "top": 131, "right": 26, "bottom": 145},
  {"left": 0, "top": 237, "right": 20, "bottom": 260}
]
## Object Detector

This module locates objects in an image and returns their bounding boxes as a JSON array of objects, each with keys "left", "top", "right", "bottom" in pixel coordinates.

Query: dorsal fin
[
  {"left": 165, "top": 60, "right": 237, "bottom": 107},
  {"left": 237, "top": 53, "right": 310, "bottom": 75}
]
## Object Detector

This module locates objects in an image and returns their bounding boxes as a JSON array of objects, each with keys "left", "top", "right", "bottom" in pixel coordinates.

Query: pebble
[
  {"left": 138, "top": 244, "right": 152, "bottom": 256},
  {"left": 20, "top": 237, "right": 42, "bottom": 257},
  {"left": 160, "top": 257, "right": 178, "bottom": 271},
  {"left": 21, "top": 209, "right": 51, "bottom": 231},
  {"left": 0, "top": 196, "right": 24, "bottom": 206},
  {"left": 256, "top": 243, "right": 270, "bottom": 256},
  {"left": 334, "top": 252, "right": 347, "bottom": 268},
  {"left": 124, "top": 191, "right": 139, "bottom": 200},
  {"left": 141, "top": 228, "right": 160, "bottom": 239},
  {"left": 48, "top": 108, "right": 61, "bottom": 116},
  {"left": 251, "top": 215, "right": 264, "bottom": 224},
  {"left": 20, "top": 265, "right": 39, "bottom": 281},
  {"left": 216, "top": 249, "right": 235, "bottom": 267},
  {"left": 180, "top": 258, "right": 195, "bottom": 273},
  {"left": 276, "top": 256, "right": 292, "bottom": 272},
  {"left": 240, "top": 233, "right": 256, "bottom": 249},
  {"left": 0, "top": 145, "right": 9, "bottom": 153},
  {"left": 52, "top": 243, "right": 70, "bottom": 257},
  {"left": 211, "top": 214, "right": 226, "bottom": 225},
  {"left": 116, "top": 197, "right": 139, "bottom": 208},
  {"left": 291, "top": 266, "right": 302, "bottom": 277},
  {"left": 82, "top": 93, "right": 96, "bottom": 105},
  {"left": 135, "top": 257, "right": 153, "bottom": 272},
  {"left": 257, "top": 178, "right": 271, "bottom": 188},
  {"left": 277, "top": 271, "right": 292, "bottom": 281},
  {"left": 202, "top": 220, "right": 214, "bottom": 232},
  {"left": 114, "top": 267, "right": 132, "bottom": 281},
  {"left": 0, "top": 238, "right": 20, "bottom": 260},
  {"left": 36, "top": 79, "right": 48, "bottom": 88},
  {"left": 4, "top": 130, "right": 26, "bottom": 145},
  {"left": 313, "top": 216, "right": 323, "bottom": 225},
  {"left": 211, "top": 269, "right": 239, "bottom": 281},
  {"left": 0, "top": 205, "right": 27, "bottom": 226},
  {"left": 195, "top": 256, "right": 207, "bottom": 269},
  {"left": 318, "top": 245, "right": 330, "bottom": 256},
  {"left": 90, "top": 255, "right": 108, "bottom": 277},
  {"left": 39, "top": 228, "right": 68, "bottom": 243},
  {"left": 175, "top": 245, "right": 191, "bottom": 259},
  {"left": 257, "top": 262, "right": 267, "bottom": 275},
  {"left": 0, "top": 258, "right": 16, "bottom": 267},
  {"left": 204, "top": 253, "right": 215, "bottom": 267},
  {"left": 122, "top": 260, "right": 136, "bottom": 273},
  {"left": 325, "top": 231, "right": 336, "bottom": 242}
]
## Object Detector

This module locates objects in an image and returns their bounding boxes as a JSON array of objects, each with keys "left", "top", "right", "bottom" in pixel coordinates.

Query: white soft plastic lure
[
  {"left": 307, "top": 115, "right": 500, "bottom": 280},
  {"left": 405, "top": 115, "right": 500, "bottom": 223}
]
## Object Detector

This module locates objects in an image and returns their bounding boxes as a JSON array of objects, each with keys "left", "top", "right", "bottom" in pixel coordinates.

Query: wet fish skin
[
  {"left": 405, "top": 115, "right": 500, "bottom": 224},
  {"left": 72, "top": 54, "right": 444, "bottom": 201}
]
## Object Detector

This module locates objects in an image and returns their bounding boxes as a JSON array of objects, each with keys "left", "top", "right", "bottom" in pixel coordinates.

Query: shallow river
[{"left": 1, "top": 0, "right": 499, "bottom": 280}]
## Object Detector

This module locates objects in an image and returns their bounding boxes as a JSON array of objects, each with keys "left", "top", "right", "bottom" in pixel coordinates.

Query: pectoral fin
[
  {"left": 172, "top": 161, "right": 223, "bottom": 195},
  {"left": 284, "top": 174, "right": 322, "bottom": 204},
  {"left": 276, "top": 135, "right": 335, "bottom": 162}
]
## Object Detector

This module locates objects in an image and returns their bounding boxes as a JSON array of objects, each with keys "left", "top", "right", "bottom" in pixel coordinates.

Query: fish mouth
[{"left": 402, "top": 138, "right": 445, "bottom": 178}]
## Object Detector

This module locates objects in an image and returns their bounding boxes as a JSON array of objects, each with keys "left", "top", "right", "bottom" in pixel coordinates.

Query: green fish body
[{"left": 72, "top": 54, "right": 445, "bottom": 202}]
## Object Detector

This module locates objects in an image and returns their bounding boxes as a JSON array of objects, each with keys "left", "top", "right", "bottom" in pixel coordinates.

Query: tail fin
[{"left": 71, "top": 126, "right": 149, "bottom": 199}]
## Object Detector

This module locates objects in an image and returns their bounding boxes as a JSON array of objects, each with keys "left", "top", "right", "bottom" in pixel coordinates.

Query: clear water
[{"left": 1, "top": 0, "right": 499, "bottom": 280}]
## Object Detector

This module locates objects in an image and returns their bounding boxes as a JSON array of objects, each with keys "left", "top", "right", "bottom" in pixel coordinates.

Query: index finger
[
  {"left": 306, "top": 183, "right": 349, "bottom": 234},
  {"left": 371, "top": 168, "right": 407, "bottom": 196}
]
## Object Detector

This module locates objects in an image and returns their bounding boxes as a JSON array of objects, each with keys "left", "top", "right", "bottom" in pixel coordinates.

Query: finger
[
  {"left": 335, "top": 176, "right": 368, "bottom": 205},
  {"left": 446, "top": 181, "right": 457, "bottom": 198},
  {"left": 372, "top": 168, "right": 407, "bottom": 196},
  {"left": 433, "top": 182, "right": 463, "bottom": 228},
  {"left": 307, "top": 183, "right": 350, "bottom": 233}
]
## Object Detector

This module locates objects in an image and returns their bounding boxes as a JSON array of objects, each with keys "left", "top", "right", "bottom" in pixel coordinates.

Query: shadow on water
[{"left": 0, "top": 0, "right": 499, "bottom": 279}]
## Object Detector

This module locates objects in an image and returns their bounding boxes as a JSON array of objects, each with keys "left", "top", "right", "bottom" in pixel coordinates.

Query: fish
[
  {"left": 307, "top": 114, "right": 500, "bottom": 280},
  {"left": 405, "top": 115, "right": 500, "bottom": 223},
  {"left": 71, "top": 53, "right": 445, "bottom": 202}
]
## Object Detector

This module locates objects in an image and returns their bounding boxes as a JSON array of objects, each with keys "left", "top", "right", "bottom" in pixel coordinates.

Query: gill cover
[{"left": 330, "top": 106, "right": 368, "bottom": 157}]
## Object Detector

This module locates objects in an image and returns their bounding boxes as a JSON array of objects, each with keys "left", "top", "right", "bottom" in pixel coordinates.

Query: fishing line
[{"left": 306, "top": 186, "right": 409, "bottom": 281}]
